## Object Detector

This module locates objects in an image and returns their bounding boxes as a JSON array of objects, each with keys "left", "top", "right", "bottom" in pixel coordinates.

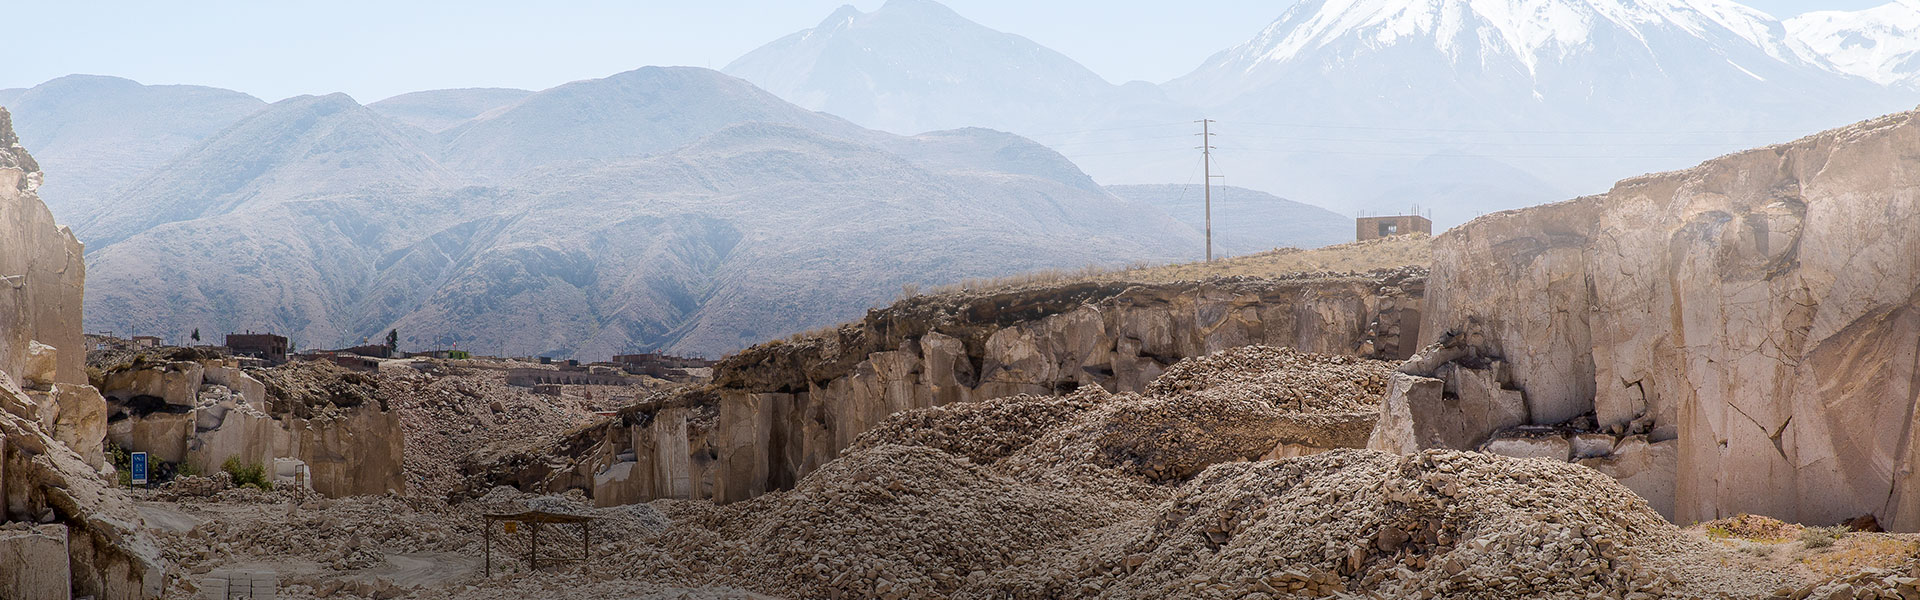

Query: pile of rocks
[
  {"left": 380, "top": 364, "right": 605, "bottom": 498},
  {"left": 1146, "top": 346, "right": 1392, "bottom": 414},
  {"left": 844, "top": 389, "right": 1109, "bottom": 464},
  {"left": 1772, "top": 559, "right": 1920, "bottom": 600}
]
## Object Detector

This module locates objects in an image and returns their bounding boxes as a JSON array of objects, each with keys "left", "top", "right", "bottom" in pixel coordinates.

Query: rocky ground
[
  {"left": 376, "top": 360, "right": 667, "bottom": 499},
  {"left": 118, "top": 345, "right": 1920, "bottom": 600},
  {"left": 68, "top": 336, "right": 1916, "bottom": 599}
]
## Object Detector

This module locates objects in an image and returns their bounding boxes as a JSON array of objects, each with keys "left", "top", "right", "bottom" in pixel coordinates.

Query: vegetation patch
[
  {"left": 1802, "top": 535, "right": 1919, "bottom": 576},
  {"left": 1701, "top": 514, "right": 1799, "bottom": 543}
]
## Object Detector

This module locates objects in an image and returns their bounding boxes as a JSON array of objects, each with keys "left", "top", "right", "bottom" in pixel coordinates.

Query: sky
[{"left": 4, "top": 0, "right": 1891, "bottom": 103}]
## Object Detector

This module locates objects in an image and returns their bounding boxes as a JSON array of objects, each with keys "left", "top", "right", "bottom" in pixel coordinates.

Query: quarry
[{"left": 4, "top": 78, "right": 1920, "bottom": 600}]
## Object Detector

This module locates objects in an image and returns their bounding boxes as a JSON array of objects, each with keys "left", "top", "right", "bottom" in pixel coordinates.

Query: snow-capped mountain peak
[
  {"left": 1246, "top": 0, "right": 1790, "bottom": 75},
  {"left": 1787, "top": 1, "right": 1920, "bottom": 87}
]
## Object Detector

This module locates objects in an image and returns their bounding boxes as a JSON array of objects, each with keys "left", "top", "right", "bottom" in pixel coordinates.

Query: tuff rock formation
[
  {"left": 0, "top": 106, "right": 163, "bottom": 599},
  {"left": 99, "top": 356, "right": 404, "bottom": 497},
  {"left": 1396, "top": 109, "right": 1920, "bottom": 530},
  {"left": 476, "top": 271, "right": 1423, "bottom": 505}
]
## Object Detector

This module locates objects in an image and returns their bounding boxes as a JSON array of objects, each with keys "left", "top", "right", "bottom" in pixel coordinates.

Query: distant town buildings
[{"left": 225, "top": 333, "right": 289, "bottom": 365}]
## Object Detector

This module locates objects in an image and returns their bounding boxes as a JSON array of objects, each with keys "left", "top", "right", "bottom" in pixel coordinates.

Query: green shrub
[
  {"left": 107, "top": 443, "right": 132, "bottom": 487},
  {"left": 221, "top": 457, "right": 271, "bottom": 490},
  {"left": 1799, "top": 525, "right": 1847, "bottom": 549}
]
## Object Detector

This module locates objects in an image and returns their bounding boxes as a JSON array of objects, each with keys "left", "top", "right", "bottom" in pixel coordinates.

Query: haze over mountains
[
  {"left": 58, "top": 67, "right": 1204, "bottom": 358},
  {"left": 730, "top": 0, "right": 1920, "bottom": 225},
  {"left": 6, "top": 0, "right": 1920, "bottom": 358}
]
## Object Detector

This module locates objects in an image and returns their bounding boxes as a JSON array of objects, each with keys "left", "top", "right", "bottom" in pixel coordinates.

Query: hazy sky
[{"left": 5, "top": 0, "right": 1889, "bottom": 103}]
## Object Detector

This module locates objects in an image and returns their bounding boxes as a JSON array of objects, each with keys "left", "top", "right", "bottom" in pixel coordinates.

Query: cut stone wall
[
  {"left": 1413, "top": 110, "right": 1920, "bottom": 530},
  {"left": 492, "top": 272, "right": 1425, "bottom": 506}
]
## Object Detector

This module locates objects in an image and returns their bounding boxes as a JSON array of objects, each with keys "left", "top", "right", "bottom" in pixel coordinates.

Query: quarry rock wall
[
  {"left": 0, "top": 106, "right": 163, "bottom": 598},
  {"left": 1413, "top": 111, "right": 1920, "bottom": 530},
  {"left": 100, "top": 358, "right": 404, "bottom": 497},
  {"left": 0, "top": 108, "right": 85, "bottom": 390},
  {"left": 496, "top": 272, "right": 1425, "bottom": 505}
]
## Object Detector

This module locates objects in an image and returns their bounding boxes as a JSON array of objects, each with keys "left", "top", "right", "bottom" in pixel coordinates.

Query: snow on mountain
[
  {"left": 1788, "top": 2, "right": 1920, "bottom": 88},
  {"left": 1161, "top": 0, "right": 1908, "bottom": 225},
  {"left": 1171, "top": 0, "right": 1842, "bottom": 107},
  {"left": 1245, "top": 0, "right": 1789, "bottom": 73}
]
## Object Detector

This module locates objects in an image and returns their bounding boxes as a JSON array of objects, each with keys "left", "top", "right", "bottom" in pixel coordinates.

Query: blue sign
[{"left": 130, "top": 452, "right": 148, "bottom": 486}]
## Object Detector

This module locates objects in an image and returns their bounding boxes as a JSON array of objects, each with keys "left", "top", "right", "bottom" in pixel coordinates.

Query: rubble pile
[
  {"left": 1773, "top": 558, "right": 1920, "bottom": 600},
  {"left": 842, "top": 389, "right": 1110, "bottom": 464},
  {"left": 1145, "top": 346, "right": 1392, "bottom": 414},
  {"left": 630, "top": 444, "right": 1143, "bottom": 599},
  {"left": 379, "top": 365, "right": 606, "bottom": 498},
  {"left": 250, "top": 361, "right": 384, "bottom": 418},
  {"left": 998, "top": 390, "right": 1320, "bottom": 486},
  {"left": 561, "top": 367, "right": 1785, "bottom": 599}
]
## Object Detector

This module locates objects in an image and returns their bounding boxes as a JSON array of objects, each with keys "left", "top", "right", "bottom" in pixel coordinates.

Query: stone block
[
  {"left": 1483, "top": 435, "right": 1572, "bottom": 462},
  {"left": 0, "top": 523, "right": 70, "bottom": 600}
]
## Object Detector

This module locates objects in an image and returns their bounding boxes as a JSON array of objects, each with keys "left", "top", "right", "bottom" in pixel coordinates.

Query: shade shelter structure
[{"left": 482, "top": 510, "right": 592, "bottom": 576}]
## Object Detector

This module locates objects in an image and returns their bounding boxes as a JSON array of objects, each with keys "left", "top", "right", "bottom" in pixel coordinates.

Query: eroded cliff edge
[
  {"left": 475, "top": 270, "right": 1426, "bottom": 504},
  {"left": 1410, "top": 110, "right": 1920, "bottom": 530}
]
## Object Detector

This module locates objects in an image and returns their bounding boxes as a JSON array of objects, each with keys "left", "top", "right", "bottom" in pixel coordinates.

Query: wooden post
[{"left": 581, "top": 522, "right": 589, "bottom": 563}]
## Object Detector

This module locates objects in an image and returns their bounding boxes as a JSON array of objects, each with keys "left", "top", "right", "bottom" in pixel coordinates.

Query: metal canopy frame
[{"left": 482, "top": 511, "right": 593, "bottom": 576}]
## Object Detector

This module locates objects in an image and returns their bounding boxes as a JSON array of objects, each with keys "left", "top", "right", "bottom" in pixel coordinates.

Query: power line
[
  {"left": 1020, "top": 121, "right": 1194, "bottom": 138},
  {"left": 1226, "top": 120, "right": 1814, "bottom": 136},
  {"left": 1212, "top": 144, "right": 1721, "bottom": 160},
  {"left": 1223, "top": 133, "right": 1764, "bottom": 148}
]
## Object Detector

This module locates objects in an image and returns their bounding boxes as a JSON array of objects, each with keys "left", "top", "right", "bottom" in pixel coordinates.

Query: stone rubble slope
[
  {"left": 591, "top": 374, "right": 1786, "bottom": 599},
  {"left": 1145, "top": 345, "right": 1391, "bottom": 414},
  {"left": 579, "top": 347, "right": 1785, "bottom": 599},
  {"left": 126, "top": 342, "right": 1879, "bottom": 600},
  {"left": 380, "top": 362, "right": 611, "bottom": 499}
]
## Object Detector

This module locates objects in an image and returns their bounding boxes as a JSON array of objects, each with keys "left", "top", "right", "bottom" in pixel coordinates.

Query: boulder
[
  {"left": 1580, "top": 436, "right": 1678, "bottom": 519},
  {"left": 0, "top": 523, "right": 69, "bottom": 600},
  {"left": 101, "top": 361, "right": 204, "bottom": 408},
  {"left": 1, "top": 382, "right": 165, "bottom": 599},
  {"left": 1483, "top": 435, "right": 1572, "bottom": 462},
  {"left": 1365, "top": 373, "right": 1444, "bottom": 454},
  {"left": 22, "top": 341, "right": 57, "bottom": 389},
  {"left": 51, "top": 382, "right": 107, "bottom": 468},
  {"left": 1368, "top": 367, "right": 1529, "bottom": 454},
  {"left": 1569, "top": 433, "right": 1617, "bottom": 459}
]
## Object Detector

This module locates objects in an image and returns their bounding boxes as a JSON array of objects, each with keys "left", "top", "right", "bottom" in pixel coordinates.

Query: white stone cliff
[
  {"left": 0, "top": 106, "right": 163, "bottom": 599},
  {"left": 1396, "top": 109, "right": 1920, "bottom": 531}
]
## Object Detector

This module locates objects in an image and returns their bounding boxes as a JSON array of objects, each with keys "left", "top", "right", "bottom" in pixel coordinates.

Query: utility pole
[{"left": 1197, "top": 119, "right": 1216, "bottom": 262}]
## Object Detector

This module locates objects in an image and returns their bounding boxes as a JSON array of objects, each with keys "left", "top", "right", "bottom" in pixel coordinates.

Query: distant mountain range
[
  {"left": 729, "top": 0, "right": 1920, "bottom": 225},
  {"left": 3, "top": 75, "right": 264, "bottom": 220},
  {"left": 9, "top": 0, "right": 1919, "bottom": 357},
  {"left": 23, "top": 68, "right": 1226, "bottom": 358}
]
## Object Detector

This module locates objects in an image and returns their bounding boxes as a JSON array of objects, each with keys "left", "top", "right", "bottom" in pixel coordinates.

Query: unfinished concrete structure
[
  {"left": 225, "top": 333, "right": 289, "bottom": 365},
  {"left": 1356, "top": 215, "right": 1432, "bottom": 241}
]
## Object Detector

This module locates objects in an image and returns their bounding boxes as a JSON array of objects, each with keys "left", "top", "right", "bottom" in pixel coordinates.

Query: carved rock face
[{"left": 1420, "top": 111, "right": 1920, "bottom": 530}]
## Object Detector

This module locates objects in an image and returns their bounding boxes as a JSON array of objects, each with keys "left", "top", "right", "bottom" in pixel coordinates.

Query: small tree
[
  {"left": 190, "top": 328, "right": 201, "bottom": 343},
  {"left": 385, "top": 328, "right": 399, "bottom": 351}
]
